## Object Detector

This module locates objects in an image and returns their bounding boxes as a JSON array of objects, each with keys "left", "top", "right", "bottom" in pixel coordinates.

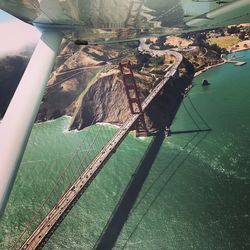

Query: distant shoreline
[
  {"left": 194, "top": 61, "right": 226, "bottom": 77},
  {"left": 194, "top": 47, "right": 250, "bottom": 77}
]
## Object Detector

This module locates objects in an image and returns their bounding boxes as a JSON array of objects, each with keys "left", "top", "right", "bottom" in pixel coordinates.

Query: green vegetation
[
  {"left": 208, "top": 36, "right": 240, "bottom": 49},
  {"left": 149, "top": 56, "right": 164, "bottom": 66}
]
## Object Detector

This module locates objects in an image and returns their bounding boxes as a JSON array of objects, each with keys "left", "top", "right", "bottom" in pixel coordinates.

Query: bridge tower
[{"left": 119, "top": 60, "right": 149, "bottom": 137}]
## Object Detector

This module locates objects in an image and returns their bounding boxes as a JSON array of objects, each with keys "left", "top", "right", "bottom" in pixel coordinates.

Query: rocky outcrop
[{"left": 70, "top": 70, "right": 129, "bottom": 129}]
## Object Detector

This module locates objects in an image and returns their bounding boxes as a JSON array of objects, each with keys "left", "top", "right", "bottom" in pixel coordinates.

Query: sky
[{"left": 0, "top": 10, "right": 41, "bottom": 57}]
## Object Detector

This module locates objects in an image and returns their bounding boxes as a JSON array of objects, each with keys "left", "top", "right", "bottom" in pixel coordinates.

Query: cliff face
[{"left": 70, "top": 70, "right": 130, "bottom": 129}]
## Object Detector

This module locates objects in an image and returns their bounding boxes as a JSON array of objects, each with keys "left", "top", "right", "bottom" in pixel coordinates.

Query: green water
[{"left": 1, "top": 50, "right": 250, "bottom": 249}]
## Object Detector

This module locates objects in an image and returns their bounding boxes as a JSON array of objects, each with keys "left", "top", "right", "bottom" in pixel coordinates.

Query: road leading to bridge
[{"left": 19, "top": 43, "right": 183, "bottom": 250}]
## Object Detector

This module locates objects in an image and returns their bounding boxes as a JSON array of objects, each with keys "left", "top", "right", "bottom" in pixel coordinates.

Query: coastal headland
[{"left": 1, "top": 24, "right": 250, "bottom": 131}]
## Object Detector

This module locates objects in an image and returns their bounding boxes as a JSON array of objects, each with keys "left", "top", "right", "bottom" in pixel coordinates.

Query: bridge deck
[{"left": 20, "top": 51, "right": 183, "bottom": 250}]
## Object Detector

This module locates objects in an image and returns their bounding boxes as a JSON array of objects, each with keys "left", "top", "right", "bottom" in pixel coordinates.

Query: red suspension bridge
[{"left": 16, "top": 50, "right": 183, "bottom": 250}]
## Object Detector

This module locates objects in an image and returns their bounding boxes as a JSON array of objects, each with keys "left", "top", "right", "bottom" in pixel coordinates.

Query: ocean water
[{"left": 1, "top": 50, "right": 250, "bottom": 249}]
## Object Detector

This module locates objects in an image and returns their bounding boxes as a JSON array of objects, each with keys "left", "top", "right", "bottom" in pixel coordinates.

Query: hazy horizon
[{"left": 0, "top": 10, "right": 40, "bottom": 58}]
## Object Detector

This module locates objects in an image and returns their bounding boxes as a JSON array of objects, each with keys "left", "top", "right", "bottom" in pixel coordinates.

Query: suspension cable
[
  {"left": 13, "top": 115, "right": 103, "bottom": 248},
  {"left": 186, "top": 95, "right": 210, "bottom": 129},
  {"left": 182, "top": 100, "right": 201, "bottom": 130}
]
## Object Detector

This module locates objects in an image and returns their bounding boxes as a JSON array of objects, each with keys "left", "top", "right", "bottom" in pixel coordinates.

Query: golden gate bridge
[{"left": 13, "top": 50, "right": 183, "bottom": 250}]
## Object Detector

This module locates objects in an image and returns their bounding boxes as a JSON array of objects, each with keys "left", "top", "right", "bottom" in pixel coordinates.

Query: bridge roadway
[{"left": 20, "top": 50, "right": 183, "bottom": 250}]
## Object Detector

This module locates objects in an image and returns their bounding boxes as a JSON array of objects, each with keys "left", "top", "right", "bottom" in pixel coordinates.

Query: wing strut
[{"left": 0, "top": 30, "right": 63, "bottom": 216}]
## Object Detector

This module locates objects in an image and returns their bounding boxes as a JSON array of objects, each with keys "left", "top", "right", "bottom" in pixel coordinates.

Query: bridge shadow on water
[
  {"left": 94, "top": 131, "right": 165, "bottom": 250},
  {"left": 171, "top": 128, "right": 211, "bottom": 135}
]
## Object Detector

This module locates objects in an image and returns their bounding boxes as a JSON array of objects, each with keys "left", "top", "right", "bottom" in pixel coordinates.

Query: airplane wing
[{"left": 0, "top": 0, "right": 250, "bottom": 42}]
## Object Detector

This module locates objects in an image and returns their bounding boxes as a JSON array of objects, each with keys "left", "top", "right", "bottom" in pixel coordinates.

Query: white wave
[{"left": 96, "top": 122, "right": 120, "bottom": 129}]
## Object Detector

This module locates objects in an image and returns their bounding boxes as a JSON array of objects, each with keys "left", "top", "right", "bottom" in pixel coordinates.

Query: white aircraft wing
[{"left": 0, "top": 0, "right": 250, "bottom": 42}]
